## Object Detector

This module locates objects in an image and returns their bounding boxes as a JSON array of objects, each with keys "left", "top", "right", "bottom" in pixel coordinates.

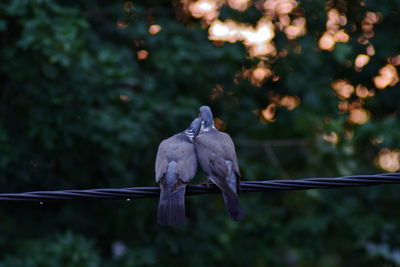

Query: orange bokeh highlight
[
  {"left": 366, "top": 45, "right": 375, "bottom": 56},
  {"left": 319, "top": 9, "right": 349, "bottom": 51},
  {"left": 376, "top": 148, "right": 400, "bottom": 172},
  {"left": 214, "top": 117, "right": 226, "bottom": 130},
  {"left": 251, "top": 64, "right": 272, "bottom": 86},
  {"left": 354, "top": 54, "right": 370, "bottom": 71},
  {"left": 261, "top": 103, "right": 276, "bottom": 122},
  {"left": 189, "top": 0, "right": 219, "bottom": 22},
  {"left": 228, "top": 0, "right": 250, "bottom": 11},
  {"left": 279, "top": 95, "right": 300, "bottom": 110},
  {"left": 331, "top": 79, "right": 354, "bottom": 99},
  {"left": 347, "top": 108, "right": 370, "bottom": 125},
  {"left": 373, "top": 64, "right": 399, "bottom": 89},
  {"left": 355, "top": 85, "right": 369, "bottom": 98},
  {"left": 208, "top": 19, "right": 275, "bottom": 57},
  {"left": 117, "top": 21, "right": 129, "bottom": 28},
  {"left": 183, "top": 0, "right": 306, "bottom": 59},
  {"left": 284, "top": 17, "right": 306, "bottom": 40},
  {"left": 137, "top": 50, "right": 149, "bottom": 60},
  {"left": 209, "top": 84, "right": 224, "bottom": 101},
  {"left": 263, "top": 0, "right": 298, "bottom": 18},
  {"left": 319, "top": 33, "right": 335, "bottom": 51},
  {"left": 149, "top": 24, "right": 162, "bottom": 35}
]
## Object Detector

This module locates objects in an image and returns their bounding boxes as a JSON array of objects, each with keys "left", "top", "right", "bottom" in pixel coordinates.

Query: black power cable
[{"left": 0, "top": 173, "right": 399, "bottom": 202}]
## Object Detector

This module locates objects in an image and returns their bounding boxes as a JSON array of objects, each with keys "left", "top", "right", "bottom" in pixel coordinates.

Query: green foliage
[
  {"left": 1, "top": 0, "right": 400, "bottom": 266},
  {"left": 0, "top": 232, "right": 100, "bottom": 267}
]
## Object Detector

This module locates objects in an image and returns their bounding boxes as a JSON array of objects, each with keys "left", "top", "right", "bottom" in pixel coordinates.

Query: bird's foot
[{"left": 199, "top": 181, "right": 210, "bottom": 187}]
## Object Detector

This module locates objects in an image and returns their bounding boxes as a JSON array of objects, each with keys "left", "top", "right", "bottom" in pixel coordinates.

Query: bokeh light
[
  {"left": 347, "top": 108, "right": 370, "bottom": 125},
  {"left": 189, "top": 0, "right": 219, "bottom": 22},
  {"left": 250, "top": 63, "right": 272, "bottom": 87},
  {"left": 208, "top": 18, "right": 276, "bottom": 57},
  {"left": 331, "top": 79, "right": 354, "bottom": 99},
  {"left": 373, "top": 64, "right": 399, "bottom": 89},
  {"left": 117, "top": 21, "right": 129, "bottom": 28},
  {"left": 355, "top": 84, "right": 369, "bottom": 98},
  {"left": 261, "top": 103, "right": 276, "bottom": 122},
  {"left": 228, "top": 0, "right": 250, "bottom": 12},
  {"left": 323, "top": 131, "right": 339, "bottom": 145},
  {"left": 366, "top": 45, "right": 375, "bottom": 56},
  {"left": 284, "top": 17, "right": 306, "bottom": 40},
  {"left": 263, "top": 0, "right": 298, "bottom": 18},
  {"left": 182, "top": 0, "right": 395, "bottom": 128},
  {"left": 319, "top": 33, "right": 335, "bottom": 51},
  {"left": 360, "top": 11, "right": 382, "bottom": 40},
  {"left": 376, "top": 148, "right": 400, "bottom": 172},
  {"left": 137, "top": 50, "right": 149, "bottom": 60},
  {"left": 209, "top": 20, "right": 243, "bottom": 43},
  {"left": 214, "top": 117, "right": 226, "bottom": 130},
  {"left": 279, "top": 95, "right": 300, "bottom": 110},
  {"left": 354, "top": 54, "right": 370, "bottom": 71},
  {"left": 119, "top": 94, "right": 130, "bottom": 102},
  {"left": 184, "top": 0, "right": 306, "bottom": 61},
  {"left": 209, "top": 84, "right": 224, "bottom": 101},
  {"left": 319, "top": 9, "right": 349, "bottom": 51},
  {"left": 149, "top": 24, "right": 162, "bottom": 35}
]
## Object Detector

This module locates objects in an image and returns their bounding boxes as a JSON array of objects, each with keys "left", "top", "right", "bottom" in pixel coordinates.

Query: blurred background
[{"left": 1, "top": 0, "right": 400, "bottom": 265}]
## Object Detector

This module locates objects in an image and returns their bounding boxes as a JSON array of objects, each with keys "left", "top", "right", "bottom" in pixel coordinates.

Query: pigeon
[
  {"left": 155, "top": 117, "right": 202, "bottom": 226},
  {"left": 194, "top": 106, "right": 244, "bottom": 221}
]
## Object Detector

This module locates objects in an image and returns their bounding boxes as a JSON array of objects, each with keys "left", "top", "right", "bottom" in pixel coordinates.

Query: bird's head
[
  {"left": 199, "top": 106, "right": 215, "bottom": 130},
  {"left": 184, "top": 117, "right": 202, "bottom": 141}
]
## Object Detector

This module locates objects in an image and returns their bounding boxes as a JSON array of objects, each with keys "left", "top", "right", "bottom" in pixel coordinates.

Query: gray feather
[
  {"left": 155, "top": 118, "right": 200, "bottom": 226},
  {"left": 158, "top": 162, "right": 187, "bottom": 226},
  {"left": 195, "top": 106, "right": 244, "bottom": 221}
]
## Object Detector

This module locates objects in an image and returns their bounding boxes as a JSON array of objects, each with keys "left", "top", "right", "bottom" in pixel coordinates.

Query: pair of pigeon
[{"left": 155, "top": 106, "right": 244, "bottom": 226}]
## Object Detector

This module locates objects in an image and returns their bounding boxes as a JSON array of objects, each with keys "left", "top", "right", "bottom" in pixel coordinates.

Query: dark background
[{"left": 1, "top": 0, "right": 400, "bottom": 265}]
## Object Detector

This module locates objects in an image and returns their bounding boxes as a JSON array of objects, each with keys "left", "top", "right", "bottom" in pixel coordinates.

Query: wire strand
[{"left": 0, "top": 172, "right": 399, "bottom": 202}]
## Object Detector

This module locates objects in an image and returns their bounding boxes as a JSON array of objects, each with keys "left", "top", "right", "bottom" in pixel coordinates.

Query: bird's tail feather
[
  {"left": 157, "top": 186, "right": 186, "bottom": 226},
  {"left": 209, "top": 175, "right": 237, "bottom": 197},
  {"left": 222, "top": 191, "right": 245, "bottom": 221}
]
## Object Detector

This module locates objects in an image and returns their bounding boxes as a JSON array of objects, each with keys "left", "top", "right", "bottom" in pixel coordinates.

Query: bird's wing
[
  {"left": 155, "top": 139, "right": 169, "bottom": 183},
  {"left": 209, "top": 154, "right": 229, "bottom": 178},
  {"left": 195, "top": 134, "right": 236, "bottom": 196},
  {"left": 209, "top": 174, "right": 237, "bottom": 197},
  {"left": 176, "top": 141, "right": 197, "bottom": 183},
  {"left": 195, "top": 134, "right": 228, "bottom": 176},
  {"left": 220, "top": 132, "right": 241, "bottom": 177}
]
